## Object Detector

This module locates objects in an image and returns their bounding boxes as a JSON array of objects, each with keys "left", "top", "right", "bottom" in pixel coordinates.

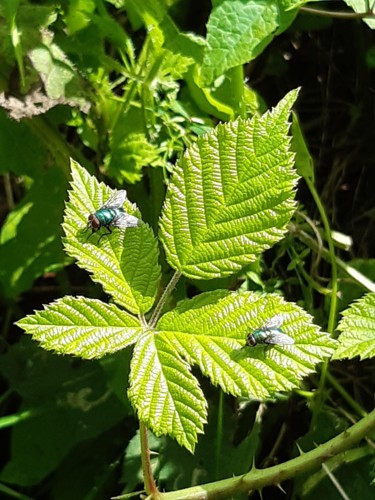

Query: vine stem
[
  {"left": 140, "top": 421, "right": 161, "bottom": 498},
  {"left": 149, "top": 270, "right": 182, "bottom": 327},
  {"left": 159, "top": 407, "right": 375, "bottom": 499}
]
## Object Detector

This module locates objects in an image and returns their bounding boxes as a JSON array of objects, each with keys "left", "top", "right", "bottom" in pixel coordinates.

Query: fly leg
[{"left": 97, "top": 226, "right": 112, "bottom": 244}]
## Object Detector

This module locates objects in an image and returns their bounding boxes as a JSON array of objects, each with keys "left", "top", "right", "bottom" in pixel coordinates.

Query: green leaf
[
  {"left": 156, "top": 290, "right": 336, "bottom": 399},
  {"left": 0, "top": 338, "right": 127, "bottom": 486},
  {"left": 105, "top": 132, "right": 161, "bottom": 184},
  {"left": 185, "top": 64, "right": 254, "bottom": 121},
  {"left": 29, "top": 42, "right": 78, "bottom": 100},
  {"left": 128, "top": 330, "right": 207, "bottom": 453},
  {"left": 344, "top": 1, "right": 375, "bottom": 29},
  {"left": 159, "top": 15, "right": 205, "bottom": 65},
  {"left": 64, "top": 0, "right": 96, "bottom": 34},
  {"left": 160, "top": 89, "right": 300, "bottom": 279},
  {"left": 63, "top": 160, "right": 161, "bottom": 314},
  {"left": 333, "top": 292, "right": 375, "bottom": 361},
  {"left": 16, "top": 296, "right": 143, "bottom": 359},
  {"left": 125, "top": 0, "right": 168, "bottom": 25},
  {"left": 0, "top": 167, "right": 67, "bottom": 298},
  {"left": 0, "top": 2, "right": 57, "bottom": 66},
  {"left": 291, "top": 111, "right": 315, "bottom": 182},
  {"left": 0, "top": 109, "right": 44, "bottom": 176},
  {"left": 200, "top": 0, "right": 297, "bottom": 85}
]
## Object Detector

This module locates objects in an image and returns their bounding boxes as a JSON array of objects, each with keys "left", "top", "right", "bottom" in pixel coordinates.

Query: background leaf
[
  {"left": 0, "top": 167, "right": 68, "bottom": 298},
  {"left": 157, "top": 290, "right": 336, "bottom": 399},
  {"left": 200, "top": 0, "right": 297, "bottom": 85},
  {"left": 0, "top": 338, "right": 128, "bottom": 486},
  {"left": 160, "top": 89, "right": 300, "bottom": 279},
  {"left": 333, "top": 292, "right": 375, "bottom": 360},
  {"left": 105, "top": 132, "right": 161, "bottom": 184},
  {"left": 63, "top": 160, "right": 161, "bottom": 314},
  {"left": 0, "top": 110, "right": 45, "bottom": 175},
  {"left": 16, "top": 296, "right": 143, "bottom": 359},
  {"left": 291, "top": 111, "right": 315, "bottom": 182}
]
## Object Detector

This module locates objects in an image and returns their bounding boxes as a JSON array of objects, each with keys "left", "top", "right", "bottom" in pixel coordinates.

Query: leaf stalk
[
  {"left": 149, "top": 271, "right": 182, "bottom": 327},
  {"left": 140, "top": 421, "right": 161, "bottom": 498}
]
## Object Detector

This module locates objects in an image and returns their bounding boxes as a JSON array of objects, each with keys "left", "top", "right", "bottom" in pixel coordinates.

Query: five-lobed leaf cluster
[{"left": 17, "top": 90, "right": 337, "bottom": 452}]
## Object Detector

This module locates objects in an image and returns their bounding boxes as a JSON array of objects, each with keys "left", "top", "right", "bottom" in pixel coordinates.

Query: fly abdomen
[{"left": 96, "top": 207, "right": 125, "bottom": 227}]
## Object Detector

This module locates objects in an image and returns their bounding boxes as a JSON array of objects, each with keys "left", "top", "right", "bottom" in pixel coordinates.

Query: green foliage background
[{"left": 1, "top": 1, "right": 375, "bottom": 499}]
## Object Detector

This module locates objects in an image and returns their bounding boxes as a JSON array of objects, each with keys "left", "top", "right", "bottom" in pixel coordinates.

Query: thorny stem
[
  {"left": 158, "top": 407, "right": 375, "bottom": 499},
  {"left": 149, "top": 270, "right": 182, "bottom": 327}
]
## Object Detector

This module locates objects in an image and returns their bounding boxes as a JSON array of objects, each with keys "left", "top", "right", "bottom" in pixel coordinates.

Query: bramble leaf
[
  {"left": 156, "top": 290, "right": 336, "bottom": 399},
  {"left": 63, "top": 160, "right": 161, "bottom": 314},
  {"left": 344, "top": 1, "right": 375, "bottom": 29},
  {"left": 128, "top": 330, "right": 207, "bottom": 453},
  {"left": 160, "top": 89, "right": 299, "bottom": 279},
  {"left": 16, "top": 296, "right": 143, "bottom": 359},
  {"left": 333, "top": 293, "right": 375, "bottom": 361}
]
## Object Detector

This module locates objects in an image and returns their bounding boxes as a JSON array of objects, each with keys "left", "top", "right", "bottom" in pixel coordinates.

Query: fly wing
[
  {"left": 112, "top": 211, "right": 141, "bottom": 228},
  {"left": 263, "top": 331, "right": 295, "bottom": 345},
  {"left": 264, "top": 314, "right": 284, "bottom": 330},
  {"left": 102, "top": 190, "right": 127, "bottom": 208}
]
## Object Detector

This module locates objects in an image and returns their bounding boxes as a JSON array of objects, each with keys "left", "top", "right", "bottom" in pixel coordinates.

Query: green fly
[
  {"left": 246, "top": 315, "right": 294, "bottom": 347},
  {"left": 85, "top": 190, "right": 141, "bottom": 242}
]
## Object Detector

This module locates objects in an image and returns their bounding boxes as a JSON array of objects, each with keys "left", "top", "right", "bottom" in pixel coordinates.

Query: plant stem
[
  {"left": 300, "top": 6, "right": 375, "bottom": 19},
  {"left": 139, "top": 421, "right": 161, "bottom": 498},
  {"left": 304, "top": 178, "right": 338, "bottom": 429},
  {"left": 321, "top": 462, "right": 350, "bottom": 500},
  {"left": 326, "top": 371, "right": 367, "bottom": 418},
  {"left": 4, "top": 173, "right": 15, "bottom": 210},
  {"left": 229, "top": 65, "right": 246, "bottom": 118},
  {"left": 149, "top": 270, "right": 182, "bottom": 327},
  {"left": 301, "top": 445, "right": 373, "bottom": 497},
  {"left": 304, "top": 178, "right": 338, "bottom": 337},
  {"left": 215, "top": 391, "right": 224, "bottom": 480},
  {"left": 159, "top": 407, "right": 375, "bottom": 499}
]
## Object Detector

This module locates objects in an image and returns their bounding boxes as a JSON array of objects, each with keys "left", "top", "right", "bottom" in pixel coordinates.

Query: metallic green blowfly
[
  {"left": 85, "top": 190, "right": 141, "bottom": 242},
  {"left": 246, "top": 314, "right": 295, "bottom": 347}
]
